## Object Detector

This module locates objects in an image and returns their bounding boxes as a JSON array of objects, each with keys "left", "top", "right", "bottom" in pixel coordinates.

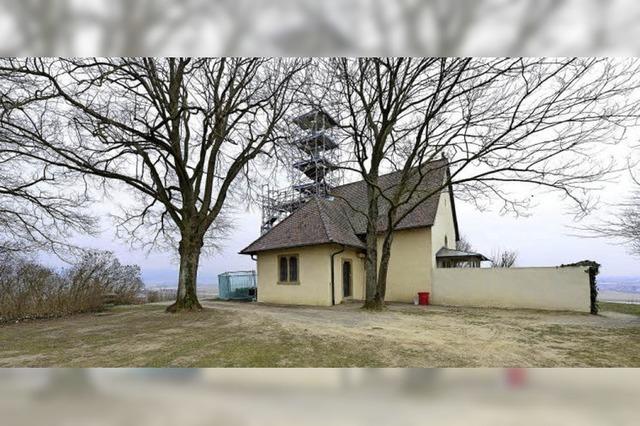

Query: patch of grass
[{"left": 599, "top": 302, "right": 640, "bottom": 316}]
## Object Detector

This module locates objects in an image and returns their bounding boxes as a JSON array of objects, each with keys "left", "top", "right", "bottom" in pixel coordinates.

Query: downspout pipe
[{"left": 330, "top": 245, "right": 346, "bottom": 306}]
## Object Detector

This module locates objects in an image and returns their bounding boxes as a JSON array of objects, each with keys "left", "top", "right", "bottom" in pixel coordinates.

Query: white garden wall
[{"left": 431, "top": 266, "right": 591, "bottom": 313}]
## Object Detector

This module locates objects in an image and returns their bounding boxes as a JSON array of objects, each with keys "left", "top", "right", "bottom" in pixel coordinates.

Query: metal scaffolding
[{"left": 260, "top": 109, "right": 341, "bottom": 234}]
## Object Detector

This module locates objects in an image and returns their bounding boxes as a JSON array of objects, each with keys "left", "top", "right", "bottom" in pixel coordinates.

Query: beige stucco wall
[
  {"left": 377, "top": 227, "right": 431, "bottom": 302},
  {"left": 432, "top": 266, "right": 591, "bottom": 312},
  {"left": 332, "top": 248, "right": 366, "bottom": 304},
  {"left": 258, "top": 228, "right": 436, "bottom": 306},
  {"left": 256, "top": 245, "right": 334, "bottom": 306},
  {"left": 256, "top": 244, "right": 365, "bottom": 306},
  {"left": 374, "top": 190, "right": 455, "bottom": 303},
  {"left": 430, "top": 189, "right": 457, "bottom": 263}
]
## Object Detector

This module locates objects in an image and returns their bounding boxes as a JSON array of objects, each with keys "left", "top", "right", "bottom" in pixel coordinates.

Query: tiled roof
[
  {"left": 240, "top": 197, "right": 366, "bottom": 254},
  {"left": 331, "top": 159, "right": 448, "bottom": 234},
  {"left": 240, "top": 159, "right": 451, "bottom": 255}
]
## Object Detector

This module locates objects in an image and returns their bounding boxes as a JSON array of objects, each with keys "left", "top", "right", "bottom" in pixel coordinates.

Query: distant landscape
[
  {"left": 595, "top": 276, "right": 640, "bottom": 304},
  {"left": 598, "top": 276, "right": 640, "bottom": 293},
  {"left": 145, "top": 282, "right": 219, "bottom": 298}
]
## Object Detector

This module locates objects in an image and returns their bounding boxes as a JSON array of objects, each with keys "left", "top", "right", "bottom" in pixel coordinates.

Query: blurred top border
[{"left": 0, "top": 0, "right": 637, "bottom": 57}]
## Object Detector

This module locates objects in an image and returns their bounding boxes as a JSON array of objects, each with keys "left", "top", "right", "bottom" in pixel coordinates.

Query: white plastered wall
[{"left": 432, "top": 266, "right": 591, "bottom": 312}]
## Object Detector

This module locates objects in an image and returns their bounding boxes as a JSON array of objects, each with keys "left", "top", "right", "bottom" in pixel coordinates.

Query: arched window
[{"left": 444, "top": 235, "right": 448, "bottom": 247}]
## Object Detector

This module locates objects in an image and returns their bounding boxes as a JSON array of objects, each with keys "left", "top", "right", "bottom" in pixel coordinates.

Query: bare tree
[
  {"left": 490, "top": 249, "right": 518, "bottom": 268},
  {"left": 456, "top": 235, "right": 474, "bottom": 252},
  {"left": 0, "top": 159, "right": 94, "bottom": 256},
  {"left": 602, "top": 191, "right": 640, "bottom": 256},
  {"left": 582, "top": 168, "right": 640, "bottom": 256},
  {"left": 0, "top": 103, "right": 95, "bottom": 256},
  {"left": 0, "top": 58, "right": 308, "bottom": 312},
  {"left": 315, "top": 57, "right": 640, "bottom": 310}
]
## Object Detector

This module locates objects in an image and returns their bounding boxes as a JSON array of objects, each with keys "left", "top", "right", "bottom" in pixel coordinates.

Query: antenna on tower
[{"left": 259, "top": 108, "right": 340, "bottom": 234}]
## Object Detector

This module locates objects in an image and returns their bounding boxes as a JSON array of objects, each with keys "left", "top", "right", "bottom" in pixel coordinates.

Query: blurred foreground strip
[
  {"left": 0, "top": 0, "right": 639, "bottom": 56},
  {"left": 1, "top": 369, "right": 638, "bottom": 425}
]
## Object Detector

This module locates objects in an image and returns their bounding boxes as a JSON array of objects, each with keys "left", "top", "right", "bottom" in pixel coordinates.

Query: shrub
[
  {"left": 146, "top": 289, "right": 177, "bottom": 303},
  {"left": 146, "top": 290, "right": 161, "bottom": 303},
  {"left": 490, "top": 249, "right": 518, "bottom": 268},
  {"left": 0, "top": 251, "right": 144, "bottom": 323},
  {"left": 0, "top": 255, "right": 102, "bottom": 322},
  {"left": 65, "top": 251, "right": 145, "bottom": 306}
]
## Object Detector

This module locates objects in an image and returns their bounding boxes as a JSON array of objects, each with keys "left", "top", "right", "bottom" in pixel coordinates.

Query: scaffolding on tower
[{"left": 259, "top": 109, "right": 341, "bottom": 234}]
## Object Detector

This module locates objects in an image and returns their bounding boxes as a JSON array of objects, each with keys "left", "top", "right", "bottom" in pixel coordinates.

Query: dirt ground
[{"left": 1, "top": 300, "right": 638, "bottom": 367}]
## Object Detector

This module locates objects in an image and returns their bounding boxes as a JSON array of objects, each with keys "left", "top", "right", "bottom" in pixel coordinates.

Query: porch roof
[{"left": 436, "top": 247, "right": 489, "bottom": 261}]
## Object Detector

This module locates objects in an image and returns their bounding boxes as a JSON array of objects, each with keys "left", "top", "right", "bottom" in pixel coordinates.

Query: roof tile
[{"left": 240, "top": 159, "right": 449, "bottom": 254}]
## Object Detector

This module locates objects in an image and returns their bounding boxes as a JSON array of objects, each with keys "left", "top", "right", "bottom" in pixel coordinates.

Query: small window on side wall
[
  {"left": 278, "top": 254, "right": 299, "bottom": 284},
  {"left": 445, "top": 235, "right": 448, "bottom": 247}
]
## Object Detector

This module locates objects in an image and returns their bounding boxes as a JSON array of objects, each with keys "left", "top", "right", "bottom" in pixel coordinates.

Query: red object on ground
[{"left": 418, "top": 292, "right": 430, "bottom": 305}]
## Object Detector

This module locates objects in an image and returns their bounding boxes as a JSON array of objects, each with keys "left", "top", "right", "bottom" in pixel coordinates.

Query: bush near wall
[{"left": 0, "top": 251, "right": 144, "bottom": 323}]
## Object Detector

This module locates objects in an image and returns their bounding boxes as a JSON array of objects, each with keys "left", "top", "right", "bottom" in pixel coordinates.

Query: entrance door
[{"left": 342, "top": 260, "right": 352, "bottom": 298}]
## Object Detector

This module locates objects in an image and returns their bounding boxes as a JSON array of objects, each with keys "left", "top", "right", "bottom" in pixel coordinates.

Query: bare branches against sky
[{"left": 0, "top": 0, "right": 639, "bottom": 56}]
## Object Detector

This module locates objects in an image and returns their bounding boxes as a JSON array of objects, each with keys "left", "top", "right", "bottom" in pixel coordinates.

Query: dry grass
[
  {"left": 0, "top": 301, "right": 638, "bottom": 367},
  {"left": 598, "top": 302, "right": 640, "bottom": 316}
]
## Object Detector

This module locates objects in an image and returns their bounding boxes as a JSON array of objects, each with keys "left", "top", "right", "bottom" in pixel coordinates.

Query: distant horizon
[{"left": 139, "top": 272, "right": 640, "bottom": 289}]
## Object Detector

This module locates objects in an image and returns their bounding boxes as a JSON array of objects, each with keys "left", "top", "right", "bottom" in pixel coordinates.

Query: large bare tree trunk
[
  {"left": 376, "top": 231, "right": 395, "bottom": 305},
  {"left": 166, "top": 233, "right": 203, "bottom": 312},
  {"left": 362, "top": 228, "right": 380, "bottom": 310},
  {"left": 363, "top": 181, "right": 383, "bottom": 310}
]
